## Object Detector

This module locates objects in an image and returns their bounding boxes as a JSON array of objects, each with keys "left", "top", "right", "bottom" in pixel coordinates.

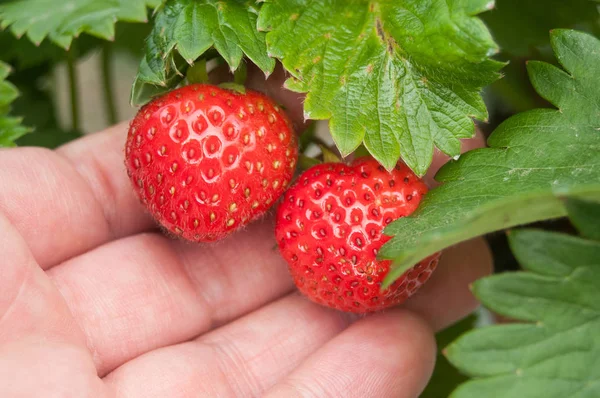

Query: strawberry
[
  {"left": 125, "top": 84, "right": 298, "bottom": 242},
  {"left": 275, "top": 157, "right": 440, "bottom": 313}
]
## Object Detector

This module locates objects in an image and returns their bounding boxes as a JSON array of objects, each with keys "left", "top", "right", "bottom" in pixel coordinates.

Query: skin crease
[{"left": 0, "top": 64, "right": 492, "bottom": 398}]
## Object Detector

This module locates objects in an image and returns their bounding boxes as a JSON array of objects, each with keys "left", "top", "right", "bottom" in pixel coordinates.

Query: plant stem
[
  {"left": 233, "top": 62, "right": 247, "bottom": 85},
  {"left": 101, "top": 43, "right": 118, "bottom": 125},
  {"left": 186, "top": 58, "right": 209, "bottom": 84},
  {"left": 299, "top": 154, "right": 322, "bottom": 170},
  {"left": 67, "top": 48, "right": 80, "bottom": 132}
]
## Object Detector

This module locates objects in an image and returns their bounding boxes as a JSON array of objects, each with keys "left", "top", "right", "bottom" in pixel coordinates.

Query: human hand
[{"left": 0, "top": 69, "right": 492, "bottom": 398}]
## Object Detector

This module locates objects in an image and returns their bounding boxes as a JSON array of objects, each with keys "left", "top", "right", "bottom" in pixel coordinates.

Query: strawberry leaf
[
  {"left": 0, "top": 0, "right": 158, "bottom": 50},
  {"left": 0, "top": 61, "right": 30, "bottom": 147},
  {"left": 380, "top": 30, "right": 600, "bottom": 287},
  {"left": 131, "top": 0, "right": 275, "bottom": 106},
  {"left": 258, "top": 0, "right": 504, "bottom": 175},
  {"left": 445, "top": 227, "right": 600, "bottom": 397},
  {"left": 0, "top": 31, "right": 66, "bottom": 68},
  {"left": 565, "top": 198, "right": 600, "bottom": 241}
]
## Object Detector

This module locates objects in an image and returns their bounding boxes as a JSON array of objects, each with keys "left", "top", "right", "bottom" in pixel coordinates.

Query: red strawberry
[
  {"left": 125, "top": 84, "right": 298, "bottom": 242},
  {"left": 275, "top": 157, "right": 440, "bottom": 313}
]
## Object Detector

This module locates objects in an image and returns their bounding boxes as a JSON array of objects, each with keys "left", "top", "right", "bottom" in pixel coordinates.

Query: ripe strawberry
[
  {"left": 125, "top": 84, "right": 298, "bottom": 242},
  {"left": 275, "top": 157, "right": 440, "bottom": 313}
]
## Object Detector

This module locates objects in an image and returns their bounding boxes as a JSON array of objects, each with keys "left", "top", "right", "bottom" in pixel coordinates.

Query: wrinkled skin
[{"left": 0, "top": 65, "right": 492, "bottom": 398}]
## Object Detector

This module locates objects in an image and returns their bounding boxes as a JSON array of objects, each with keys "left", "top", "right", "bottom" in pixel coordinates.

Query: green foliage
[
  {"left": 446, "top": 219, "right": 600, "bottom": 397},
  {"left": 566, "top": 198, "right": 600, "bottom": 241},
  {"left": 0, "top": 0, "right": 159, "bottom": 50},
  {"left": 111, "top": 20, "right": 154, "bottom": 59},
  {"left": 482, "top": 0, "right": 600, "bottom": 114},
  {"left": 0, "top": 6, "right": 154, "bottom": 148},
  {"left": 0, "top": 28, "right": 113, "bottom": 72},
  {"left": 10, "top": 71, "right": 82, "bottom": 148},
  {"left": 0, "top": 61, "right": 29, "bottom": 146},
  {"left": 380, "top": 30, "right": 600, "bottom": 287},
  {"left": 422, "top": 315, "right": 475, "bottom": 397},
  {"left": 15, "top": 128, "right": 80, "bottom": 148},
  {"left": 482, "top": 0, "right": 600, "bottom": 57},
  {"left": 131, "top": 0, "right": 274, "bottom": 105},
  {"left": 0, "top": 31, "right": 66, "bottom": 68},
  {"left": 258, "top": 0, "right": 503, "bottom": 175}
]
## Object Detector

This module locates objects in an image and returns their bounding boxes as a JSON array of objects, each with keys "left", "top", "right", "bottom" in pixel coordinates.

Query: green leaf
[
  {"left": 8, "top": 72, "right": 81, "bottom": 149},
  {"left": 0, "top": 0, "right": 158, "bottom": 50},
  {"left": 566, "top": 198, "right": 600, "bottom": 241},
  {"left": 16, "top": 129, "right": 81, "bottom": 149},
  {"left": 111, "top": 19, "right": 155, "bottom": 59},
  {"left": 482, "top": 1, "right": 600, "bottom": 115},
  {"left": 298, "top": 154, "right": 321, "bottom": 171},
  {"left": 0, "top": 30, "right": 66, "bottom": 68},
  {"left": 0, "top": 63, "right": 18, "bottom": 108},
  {"left": 380, "top": 30, "right": 600, "bottom": 287},
  {"left": 422, "top": 315, "right": 475, "bottom": 398},
  {"left": 482, "top": 0, "right": 600, "bottom": 57},
  {"left": 0, "top": 61, "right": 30, "bottom": 146},
  {"left": 319, "top": 145, "right": 341, "bottom": 163},
  {"left": 0, "top": 29, "right": 109, "bottom": 74},
  {"left": 258, "top": 0, "right": 504, "bottom": 175},
  {"left": 131, "top": 0, "right": 275, "bottom": 106},
  {"left": 446, "top": 229, "right": 600, "bottom": 397}
]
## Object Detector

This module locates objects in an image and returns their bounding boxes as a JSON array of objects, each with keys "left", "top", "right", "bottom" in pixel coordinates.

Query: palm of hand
[{"left": 0, "top": 117, "right": 491, "bottom": 398}]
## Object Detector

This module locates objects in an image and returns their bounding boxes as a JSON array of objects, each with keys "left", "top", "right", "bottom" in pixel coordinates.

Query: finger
[
  {"left": 104, "top": 294, "right": 355, "bottom": 397},
  {"left": 0, "top": 337, "right": 108, "bottom": 398},
  {"left": 48, "top": 218, "right": 294, "bottom": 376},
  {"left": 0, "top": 213, "right": 83, "bottom": 345},
  {"left": 0, "top": 123, "right": 153, "bottom": 269},
  {"left": 402, "top": 237, "right": 493, "bottom": 331},
  {"left": 0, "top": 214, "right": 103, "bottom": 396},
  {"left": 100, "top": 240, "right": 489, "bottom": 396},
  {"left": 424, "top": 128, "right": 486, "bottom": 187},
  {"left": 265, "top": 309, "right": 436, "bottom": 398}
]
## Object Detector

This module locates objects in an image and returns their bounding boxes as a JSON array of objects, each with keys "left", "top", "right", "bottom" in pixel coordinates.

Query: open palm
[{"left": 0, "top": 73, "right": 492, "bottom": 398}]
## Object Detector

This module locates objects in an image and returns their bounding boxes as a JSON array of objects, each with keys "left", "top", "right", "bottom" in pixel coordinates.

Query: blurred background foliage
[{"left": 0, "top": 20, "right": 152, "bottom": 147}]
